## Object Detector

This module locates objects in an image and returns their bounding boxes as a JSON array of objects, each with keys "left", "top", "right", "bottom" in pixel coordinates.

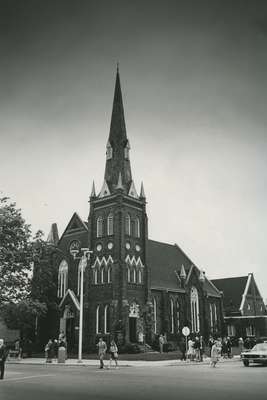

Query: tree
[
  {"left": 0, "top": 299, "right": 47, "bottom": 339},
  {"left": 0, "top": 197, "right": 33, "bottom": 302}
]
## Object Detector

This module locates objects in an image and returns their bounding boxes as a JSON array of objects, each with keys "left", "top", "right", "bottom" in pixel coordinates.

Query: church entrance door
[
  {"left": 66, "top": 316, "right": 75, "bottom": 350},
  {"left": 129, "top": 317, "right": 137, "bottom": 342}
]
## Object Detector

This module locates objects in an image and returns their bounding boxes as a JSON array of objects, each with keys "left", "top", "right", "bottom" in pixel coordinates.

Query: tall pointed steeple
[{"left": 104, "top": 67, "right": 132, "bottom": 193}]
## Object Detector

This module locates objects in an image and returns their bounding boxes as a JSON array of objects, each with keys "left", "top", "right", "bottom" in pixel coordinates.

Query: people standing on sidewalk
[
  {"left": 53, "top": 339, "right": 59, "bottom": 362},
  {"left": 210, "top": 341, "right": 220, "bottom": 368},
  {"left": 194, "top": 336, "right": 201, "bottom": 361},
  {"left": 14, "top": 338, "right": 21, "bottom": 360},
  {"left": 226, "top": 337, "right": 232, "bottom": 358},
  {"left": 208, "top": 335, "right": 214, "bottom": 357},
  {"left": 187, "top": 337, "right": 195, "bottom": 362},
  {"left": 238, "top": 337, "right": 244, "bottom": 354},
  {"left": 45, "top": 339, "right": 53, "bottom": 363},
  {"left": 109, "top": 339, "right": 119, "bottom": 369},
  {"left": 0, "top": 339, "right": 8, "bottom": 380},
  {"left": 97, "top": 337, "right": 107, "bottom": 369},
  {"left": 199, "top": 336, "right": 204, "bottom": 361},
  {"left": 159, "top": 334, "right": 164, "bottom": 353},
  {"left": 221, "top": 337, "right": 228, "bottom": 358},
  {"left": 179, "top": 337, "right": 187, "bottom": 361}
]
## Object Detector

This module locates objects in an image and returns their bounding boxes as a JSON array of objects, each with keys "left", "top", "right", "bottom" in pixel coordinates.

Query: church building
[{"left": 42, "top": 69, "right": 224, "bottom": 352}]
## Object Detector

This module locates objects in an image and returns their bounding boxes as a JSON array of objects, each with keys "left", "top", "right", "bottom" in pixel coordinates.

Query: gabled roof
[
  {"left": 212, "top": 276, "right": 248, "bottom": 314},
  {"left": 147, "top": 239, "right": 191, "bottom": 290},
  {"left": 59, "top": 289, "right": 80, "bottom": 311},
  {"left": 147, "top": 239, "right": 221, "bottom": 297},
  {"left": 58, "top": 212, "right": 88, "bottom": 245}
]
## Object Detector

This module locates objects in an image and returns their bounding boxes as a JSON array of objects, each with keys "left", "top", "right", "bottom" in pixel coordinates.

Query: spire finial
[
  {"left": 90, "top": 180, "right": 96, "bottom": 197},
  {"left": 116, "top": 172, "right": 124, "bottom": 190},
  {"left": 140, "top": 182, "right": 146, "bottom": 198},
  {"left": 116, "top": 62, "right": 119, "bottom": 73}
]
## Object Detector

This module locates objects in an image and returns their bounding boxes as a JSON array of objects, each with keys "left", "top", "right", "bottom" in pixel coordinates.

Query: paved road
[{"left": 1, "top": 362, "right": 266, "bottom": 400}]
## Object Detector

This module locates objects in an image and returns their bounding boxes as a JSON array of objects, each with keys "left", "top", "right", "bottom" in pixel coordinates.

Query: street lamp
[{"left": 71, "top": 247, "right": 92, "bottom": 363}]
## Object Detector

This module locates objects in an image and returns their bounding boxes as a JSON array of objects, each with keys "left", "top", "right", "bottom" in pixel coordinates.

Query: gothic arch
[{"left": 190, "top": 286, "right": 200, "bottom": 333}]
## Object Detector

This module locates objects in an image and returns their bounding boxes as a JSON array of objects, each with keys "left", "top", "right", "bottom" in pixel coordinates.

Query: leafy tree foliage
[
  {"left": 0, "top": 299, "right": 47, "bottom": 338},
  {"left": 0, "top": 197, "right": 33, "bottom": 302},
  {"left": 0, "top": 196, "right": 61, "bottom": 343}
]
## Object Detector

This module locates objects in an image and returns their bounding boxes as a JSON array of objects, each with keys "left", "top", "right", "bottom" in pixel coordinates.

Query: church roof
[
  {"left": 211, "top": 276, "right": 248, "bottom": 314},
  {"left": 103, "top": 68, "right": 133, "bottom": 194},
  {"left": 147, "top": 239, "right": 221, "bottom": 297}
]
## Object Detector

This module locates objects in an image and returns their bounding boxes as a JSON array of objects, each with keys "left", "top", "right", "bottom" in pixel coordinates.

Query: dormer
[{"left": 106, "top": 140, "right": 113, "bottom": 160}]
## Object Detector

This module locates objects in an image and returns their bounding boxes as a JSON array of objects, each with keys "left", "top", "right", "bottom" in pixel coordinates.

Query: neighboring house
[
  {"left": 212, "top": 274, "right": 267, "bottom": 339},
  {"left": 35, "top": 69, "right": 225, "bottom": 351}
]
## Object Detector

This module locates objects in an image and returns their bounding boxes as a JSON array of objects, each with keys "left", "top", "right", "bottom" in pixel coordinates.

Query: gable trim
[
  {"left": 58, "top": 212, "right": 88, "bottom": 245},
  {"left": 59, "top": 289, "right": 80, "bottom": 311},
  {"left": 239, "top": 274, "right": 252, "bottom": 314}
]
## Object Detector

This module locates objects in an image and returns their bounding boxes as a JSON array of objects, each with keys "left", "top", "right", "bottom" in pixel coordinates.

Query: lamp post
[{"left": 71, "top": 248, "right": 92, "bottom": 363}]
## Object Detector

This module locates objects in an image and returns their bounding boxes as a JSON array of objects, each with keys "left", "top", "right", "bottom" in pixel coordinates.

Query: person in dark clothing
[
  {"left": 45, "top": 339, "right": 53, "bottom": 363},
  {"left": 0, "top": 339, "right": 8, "bottom": 379},
  {"left": 53, "top": 339, "right": 59, "bottom": 361},
  {"left": 199, "top": 336, "right": 204, "bottom": 361},
  {"left": 179, "top": 337, "right": 187, "bottom": 361},
  {"left": 194, "top": 336, "right": 201, "bottom": 361},
  {"left": 221, "top": 337, "right": 228, "bottom": 358},
  {"left": 208, "top": 335, "right": 214, "bottom": 357},
  {"left": 226, "top": 337, "right": 232, "bottom": 358}
]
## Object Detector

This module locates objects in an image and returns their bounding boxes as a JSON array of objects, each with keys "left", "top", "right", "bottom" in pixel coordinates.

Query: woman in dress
[
  {"left": 187, "top": 338, "right": 195, "bottom": 362},
  {"left": 109, "top": 339, "right": 119, "bottom": 369},
  {"left": 210, "top": 340, "right": 220, "bottom": 367}
]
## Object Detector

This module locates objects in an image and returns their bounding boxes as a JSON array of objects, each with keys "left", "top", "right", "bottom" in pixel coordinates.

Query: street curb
[{"left": 7, "top": 357, "right": 241, "bottom": 368}]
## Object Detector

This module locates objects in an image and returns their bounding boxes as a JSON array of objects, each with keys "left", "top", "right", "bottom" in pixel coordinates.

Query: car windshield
[{"left": 252, "top": 343, "right": 267, "bottom": 352}]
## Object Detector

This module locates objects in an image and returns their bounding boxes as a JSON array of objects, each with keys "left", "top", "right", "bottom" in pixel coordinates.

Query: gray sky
[{"left": 1, "top": 0, "right": 267, "bottom": 298}]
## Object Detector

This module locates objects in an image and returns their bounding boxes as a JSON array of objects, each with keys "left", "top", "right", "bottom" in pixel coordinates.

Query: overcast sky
[{"left": 1, "top": 0, "right": 267, "bottom": 298}]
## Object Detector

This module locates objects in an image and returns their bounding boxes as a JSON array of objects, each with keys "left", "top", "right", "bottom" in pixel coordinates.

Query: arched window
[
  {"left": 94, "top": 269, "right": 98, "bottom": 284},
  {"left": 107, "top": 266, "right": 111, "bottom": 283},
  {"left": 107, "top": 213, "right": 113, "bottom": 236},
  {"left": 176, "top": 300, "right": 180, "bottom": 332},
  {"left": 153, "top": 298, "right": 157, "bottom": 334},
  {"left": 58, "top": 260, "right": 68, "bottom": 298},
  {"left": 134, "top": 218, "right": 140, "bottom": 238},
  {"left": 97, "top": 216, "right": 104, "bottom": 238},
  {"left": 125, "top": 213, "right": 131, "bottom": 235},
  {"left": 96, "top": 305, "right": 100, "bottom": 334},
  {"left": 170, "top": 298, "right": 174, "bottom": 333},
  {"left": 213, "top": 304, "right": 217, "bottom": 325},
  {"left": 100, "top": 267, "right": 104, "bottom": 284},
  {"left": 127, "top": 266, "right": 131, "bottom": 283},
  {"left": 104, "top": 305, "right": 110, "bottom": 334},
  {"left": 132, "top": 267, "right": 136, "bottom": 283},
  {"left": 210, "top": 304, "right": 213, "bottom": 330},
  {"left": 138, "top": 269, "right": 142, "bottom": 284},
  {"left": 191, "top": 286, "right": 200, "bottom": 333}
]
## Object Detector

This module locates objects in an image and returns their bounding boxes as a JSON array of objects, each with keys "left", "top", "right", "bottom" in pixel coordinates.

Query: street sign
[{"left": 182, "top": 326, "right": 190, "bottom": 337}]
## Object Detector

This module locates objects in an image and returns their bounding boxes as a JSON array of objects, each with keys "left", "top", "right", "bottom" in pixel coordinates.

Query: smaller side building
[{"left": 212, "top": 274, "right": 267, "bottom": 340}]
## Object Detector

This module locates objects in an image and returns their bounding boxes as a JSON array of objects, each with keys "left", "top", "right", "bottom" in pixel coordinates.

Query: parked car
[{"left": 241, "top": 342, "right": 267, "bottom": 366}]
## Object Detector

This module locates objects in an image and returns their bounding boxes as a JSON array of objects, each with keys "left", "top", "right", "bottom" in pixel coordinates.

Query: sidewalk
[{"left": 7, "top": 355, "right": 241, "bottom": 368}]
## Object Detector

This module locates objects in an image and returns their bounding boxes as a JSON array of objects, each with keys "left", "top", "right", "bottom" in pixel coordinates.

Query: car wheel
[{"left": 243, "top": 360, "right": 249, "bottom": 367}]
